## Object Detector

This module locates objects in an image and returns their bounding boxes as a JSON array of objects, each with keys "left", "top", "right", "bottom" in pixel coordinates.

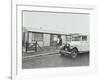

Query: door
[
  {"left": 81, "top": 35, "right": 89, "bottom": 52},
  {"left": 50, "top": 34, "right": 57, "bottom": 46}
]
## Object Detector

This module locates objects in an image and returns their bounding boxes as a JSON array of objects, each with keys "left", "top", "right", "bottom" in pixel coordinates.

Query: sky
[{"left": 23, "top": 11, "right": 90, "bottom": 34}]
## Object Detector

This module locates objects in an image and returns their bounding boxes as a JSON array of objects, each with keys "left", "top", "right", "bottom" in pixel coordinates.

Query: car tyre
[{"left": 71, "top": 49, "right": 78, "bottom": 58}]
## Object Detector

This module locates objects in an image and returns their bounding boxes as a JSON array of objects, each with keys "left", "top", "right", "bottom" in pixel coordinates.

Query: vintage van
[{"left": 59, "top": 34, "right": 89, "bottom": 58}]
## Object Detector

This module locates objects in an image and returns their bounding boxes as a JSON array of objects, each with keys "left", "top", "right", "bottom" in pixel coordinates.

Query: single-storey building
[{"left": 22, "top": 27, "right": 67, "bottom": 47}]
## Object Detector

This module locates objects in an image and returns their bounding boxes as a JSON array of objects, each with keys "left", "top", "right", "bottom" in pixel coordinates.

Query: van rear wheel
[{"left": 71, "top": 49, "right": 78, "bottom": 58}]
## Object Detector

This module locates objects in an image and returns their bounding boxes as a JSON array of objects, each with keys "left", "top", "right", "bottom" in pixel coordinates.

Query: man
[{"left": 57, "top": 35, "right": 62, "bottom": 49}]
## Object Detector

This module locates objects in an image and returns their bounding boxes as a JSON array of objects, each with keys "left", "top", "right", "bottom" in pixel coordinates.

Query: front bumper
[{"left": 59, "top": 50, "right": 71, "bottom": 55}]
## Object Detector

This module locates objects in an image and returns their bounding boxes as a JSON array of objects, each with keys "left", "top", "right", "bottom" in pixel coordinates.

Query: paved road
[{"left": 22, "top": 53, "right": 89, "bottom": 69}]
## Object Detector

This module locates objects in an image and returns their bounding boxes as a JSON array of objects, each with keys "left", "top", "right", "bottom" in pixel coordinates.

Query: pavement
[{"left": 22, "top": 46, "right": 59, "bottom": 58}]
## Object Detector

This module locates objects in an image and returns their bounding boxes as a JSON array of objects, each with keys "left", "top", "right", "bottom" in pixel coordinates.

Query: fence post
[{"left": 26, "top": 40, "right": 29, "bottom": 52}]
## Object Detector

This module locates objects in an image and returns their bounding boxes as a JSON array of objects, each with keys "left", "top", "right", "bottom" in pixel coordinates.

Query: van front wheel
[{"left": 71, "top": 49, "right": 78, "bottom": 58}]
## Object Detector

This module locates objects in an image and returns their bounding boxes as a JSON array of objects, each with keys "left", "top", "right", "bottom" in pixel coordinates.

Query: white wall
[
  {"left": 28, "top": 32, "right": 32, "bottom": 43},
  {"left": 61, "top": 35, "right": 66, "bottom": 44},
  {"left": 43, "top": 34, "right": 50, "bottom": 46},
  {"left": 37, "top": 41, "right": 44, "bottom": 47}
]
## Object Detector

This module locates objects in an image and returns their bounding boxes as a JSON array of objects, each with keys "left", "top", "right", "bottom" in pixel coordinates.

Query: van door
[{"left": 81, "top": 35, "right": 89, "bottom": 52}]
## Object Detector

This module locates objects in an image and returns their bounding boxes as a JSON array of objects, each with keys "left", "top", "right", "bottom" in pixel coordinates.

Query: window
[
  {"left": 72, "top": 36, "right": 81, "bottom": 41},
  {"left": 82, "top": 36, "right": 87, "bottom": 41},
  {"left": 66, "top": 35, "right": 71, "bottom": 42},
  {"left": 34, "top": 33, "right": 43, "bottom": 41}
]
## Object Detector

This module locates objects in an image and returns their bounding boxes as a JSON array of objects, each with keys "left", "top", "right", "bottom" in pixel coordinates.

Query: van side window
[{"left": 82, "top": 36, "right": 87, "bottom": 41}]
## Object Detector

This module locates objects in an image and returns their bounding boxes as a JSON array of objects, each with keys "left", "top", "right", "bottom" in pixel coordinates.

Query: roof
[
  {"left": 23, "top": 27, "right": 89, "bottom": 35},
  {"left": 23, "top": 27, "right": 67, "bottom": 35}
]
